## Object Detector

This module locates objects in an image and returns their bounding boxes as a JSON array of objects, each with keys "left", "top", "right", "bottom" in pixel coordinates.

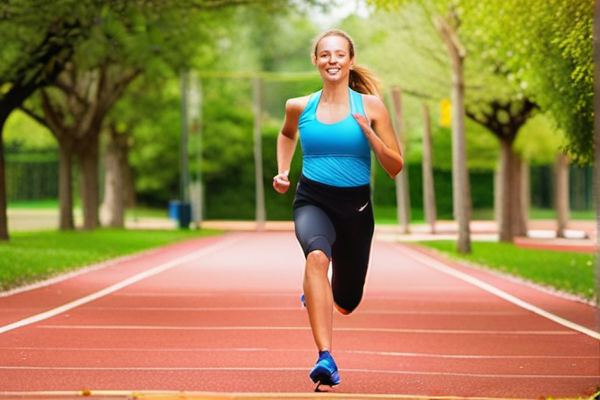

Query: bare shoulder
[
  {"left": 285, "top": 95, "right": 311, "bottom": 117},
  {"left": 361, "top": 94, "right": 387, "bottom": 118},
  {"left": 280, "top": 95, "right": 311, "bottom": 138}
]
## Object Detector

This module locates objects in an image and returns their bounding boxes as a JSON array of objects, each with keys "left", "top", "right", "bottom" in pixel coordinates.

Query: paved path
[{"left": 0, "top": 232, "right": 598, "bottom": 399}]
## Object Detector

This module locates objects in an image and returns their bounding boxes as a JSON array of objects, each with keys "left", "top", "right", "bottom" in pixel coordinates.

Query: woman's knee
[
  {"left": 335, "top": 302, "right": 354, "bottom": 315},
  {"left": 333, "top": 291, "right": 363, "bottom": 315},
  {"left": 305, "top": 250, "right": 330, "bottom": 275}
]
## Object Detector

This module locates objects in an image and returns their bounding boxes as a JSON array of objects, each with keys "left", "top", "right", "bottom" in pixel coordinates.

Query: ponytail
[{"left": 350, "top": 64, "right": 381, "bottom": 98}]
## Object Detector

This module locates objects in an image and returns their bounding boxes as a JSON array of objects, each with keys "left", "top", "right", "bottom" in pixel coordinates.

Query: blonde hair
[{"left": 312, "top": 29, "right": 381, "bottom": 97}]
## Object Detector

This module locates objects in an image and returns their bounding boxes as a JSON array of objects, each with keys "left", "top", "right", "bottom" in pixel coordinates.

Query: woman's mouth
[{"left": 326, "top": 68, "right": 340, "bottom": 75}]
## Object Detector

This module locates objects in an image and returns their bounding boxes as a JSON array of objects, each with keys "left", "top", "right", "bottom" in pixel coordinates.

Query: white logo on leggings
[{"left": 358, "top": 201, "right": 369, "bottom": 212}]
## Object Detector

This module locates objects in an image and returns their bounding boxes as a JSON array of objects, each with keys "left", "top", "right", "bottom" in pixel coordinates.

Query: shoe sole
[{"left": 310, "top": 367, "right": 340, "bottom": 386}]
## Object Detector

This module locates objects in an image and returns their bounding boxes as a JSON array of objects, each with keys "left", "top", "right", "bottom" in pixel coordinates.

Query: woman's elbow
[{"left": 387, "top": 158, "right": 403, "bottom": 179}]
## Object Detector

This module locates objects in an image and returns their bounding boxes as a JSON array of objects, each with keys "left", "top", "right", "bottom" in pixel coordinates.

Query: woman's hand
[
  {"left": 273, "top": 171, "right": 291, "bottom": 194},
  {"left": 352, "top": 113, "right": 374, "bottom": 139},
  {"left": 353, "top": 109, "right": 403, "bottom": 178}
]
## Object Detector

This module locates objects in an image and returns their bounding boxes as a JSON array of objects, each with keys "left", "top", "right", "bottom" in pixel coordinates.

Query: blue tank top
[{"left": 298, "top": 88, "right": 371, "bottom": 187}]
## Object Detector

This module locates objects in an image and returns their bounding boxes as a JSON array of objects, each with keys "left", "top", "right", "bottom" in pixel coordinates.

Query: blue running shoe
[
  {"left": 301, "top": 294, "right": 306, "bottom": 308},
  {"left": 309, "top": 350, "right": 340, "bottom": 390}
]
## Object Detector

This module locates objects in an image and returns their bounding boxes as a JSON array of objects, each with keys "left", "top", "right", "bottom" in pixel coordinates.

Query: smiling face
[{"left": 312, "top": 34, "right": 355, "bottom": 85}]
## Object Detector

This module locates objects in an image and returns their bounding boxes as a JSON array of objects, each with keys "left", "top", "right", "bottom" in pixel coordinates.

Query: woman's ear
[
  {"left": 350, "top": 57, "right": 356, "bottom": 70},
  {"left": 311, "top": 54, "right": 317, "bottom": 66}
]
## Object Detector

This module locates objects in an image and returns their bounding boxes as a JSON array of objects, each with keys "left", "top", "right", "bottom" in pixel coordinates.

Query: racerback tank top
[{"left": 298, "top": 88, "right": 371, "bottom": 187}]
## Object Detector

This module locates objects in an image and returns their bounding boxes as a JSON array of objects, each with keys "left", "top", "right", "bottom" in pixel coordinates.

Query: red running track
[{"left": 0, "top": 231, "right": 598, "bottom": 399}]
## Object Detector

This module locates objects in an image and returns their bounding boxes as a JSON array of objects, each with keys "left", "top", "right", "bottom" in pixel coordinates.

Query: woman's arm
[
  {"left": 354, "top": 95, "right": 403, "bottom": 178},
  {"left": 273, "top": 97, "right": 305, "bottom": 194}
]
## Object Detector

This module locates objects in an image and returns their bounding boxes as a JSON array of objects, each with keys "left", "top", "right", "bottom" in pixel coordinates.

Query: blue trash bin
[
  {"left": 168, "top": 200, "right": 181, "bottom": 220},
  {"left": 177, "top": 202, "right": 191, "bottom": 229},
  {"left": 168, "top": 200, "right": 191, "bottom": 229}
]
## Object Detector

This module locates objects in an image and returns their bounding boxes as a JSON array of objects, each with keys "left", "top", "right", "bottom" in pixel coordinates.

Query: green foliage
[
  {"left": 122, "top": 75, "right": 183, "bottom": 206},
  {"left": 367, "top": 0, "right": 594, "bottom": 164},
  {"left": 4, "top": 110, "right": 55, "bottom": 149},
  {"left": 0, "top": 0, "right": 93, "bottom": 85},
  {"left": 515, "top": 114, "right": 565, "bottom": 165},
  {"left": 418, "top": 241, "right": 595, "bottom": 300},
  {"left": 340, "top": 10, "right": 501, "bottom": 174},
  {"left": 0, "top": 228, "right": 221, "bottom": 291},
  {"left": 461, "top": 0, "right": 594, "bottom": 164}
]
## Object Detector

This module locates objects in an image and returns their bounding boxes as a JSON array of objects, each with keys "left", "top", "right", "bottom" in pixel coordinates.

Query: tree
[
  {"left": 2, "top": 0, "right": 326, "bottom": 235},
  {"left": 0, "top": 0, "right": 91, "bottom": 239},
  {"left": 368, "top": 0, "right": 472, "bottom": 253},
  {"left": 466, "top": 99, "right": 537, "bottom": 241},
  {"left": 22, "top": 61, "right": 141, "bottom": 230},
  {"left": 462, "top": 0, "right": 596, "bottom": 301},
  {"left": 364, "top": 1, "right": 591, "bottom": 244},
  {"left": 462, "top": 0, "right": 593, "bottom": 164}
]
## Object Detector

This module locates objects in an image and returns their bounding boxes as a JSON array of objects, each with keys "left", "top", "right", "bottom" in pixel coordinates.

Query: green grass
[
  {"left": 0, "top": 229, "right": 221, "bottom": 292},
  {"left": 373, "top": 206, "right": 595, "bottom": 224},
  {"left": 7, "top": 199, "right": 59, "bottom": 209},
  {"left": 8, "top": 201, "right": 169, "bottom": 218},
  {"left": 417, "top": 241, "right": 596, "bottom": 301},
  {"left": 528, "top": 208, "right": 596, "bottom": 220}
]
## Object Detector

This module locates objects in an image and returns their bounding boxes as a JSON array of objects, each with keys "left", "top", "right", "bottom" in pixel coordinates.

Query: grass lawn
[
  {"left": 417, "top": 241, "right": 596, "bottom": 301},
  {"left": 372, "top": 206, "right": 595, "bottom": 224},
  {"left": 0, "top": 228, "right": 221, "bottom": 292}
]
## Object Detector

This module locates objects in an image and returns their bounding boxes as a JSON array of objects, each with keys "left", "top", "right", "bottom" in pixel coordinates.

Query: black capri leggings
[{"left": 292, "top": 175, "right": 374, "bottom": 313}]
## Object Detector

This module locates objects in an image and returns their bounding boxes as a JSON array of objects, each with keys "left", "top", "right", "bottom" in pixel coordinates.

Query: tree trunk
[
  {"left": 498, "top": 139, "right": 527, "bottom": 242},
  {"left": 421, "top": 102, "right": 436, "bottom": 234},
  {"left": 101, "top": 127, "right": 130, "bottom": 228},
  {"left": 122, "top": 144, "right": 136, "bottom": 210},
  {"left": 435, "top": 15, "right": 471, "bottom": 253},
  {"left": 521, "top": 161, "right": 530, "bottom": 229},
  {"left": 498, "top": 140, "right": 513, "bottom": 241},
  {"left": 253, "top": 77, "right": 265, "bottom": 231},
  {"left": 391, "top": 86, "right": 410, "bottom": 234},
  {"left": 555, "top": 152, "right": 570, "bottom": 238},
  {"left": 77, "top": 134, "right": 100, "bottom": 230},
  {"left": 0, "top": 116, "right": 9, "bottom": 241},
  {"left": 58, "top": 141, "right": 75, "bottom": 230},
  {"left": 494, "top": 159, "right": 502, "bottom": 225},
  {"left": 513, "top": 156, "right": 527, "bottom": 236}
]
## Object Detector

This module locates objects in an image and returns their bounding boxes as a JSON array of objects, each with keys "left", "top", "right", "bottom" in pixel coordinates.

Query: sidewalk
[{"left": 375, "top": 219, "right": 597, "bottom": 253}]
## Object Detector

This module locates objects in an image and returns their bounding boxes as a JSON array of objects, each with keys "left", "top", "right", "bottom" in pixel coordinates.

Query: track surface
[{"left": 0, "top": 231, "right": 598, "bottom": 399}]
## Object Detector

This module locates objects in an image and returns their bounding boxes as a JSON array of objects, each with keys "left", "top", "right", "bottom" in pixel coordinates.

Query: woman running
[{"left": 273, "top": 29, "right": 403, "bottom": 390}]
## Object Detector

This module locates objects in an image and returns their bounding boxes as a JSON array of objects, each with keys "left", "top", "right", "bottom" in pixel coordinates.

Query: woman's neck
[{"left": 320, "top": 82, "right": 349, "bottom": 104}]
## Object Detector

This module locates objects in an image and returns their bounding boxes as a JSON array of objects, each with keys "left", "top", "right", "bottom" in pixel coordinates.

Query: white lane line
[
  {"left": 0, "top": 236, "right": 242, "bottom": 335},
  {"left": 39, "top": 325, "right": 575, "bottom": 335},
  {"left": 78, "top": 306, "right": 524, "bottom": 316},
  {"left": 343, "top": 349, "right": 599, "bottom": 359},
  {"left": 0, "top": 365, "right": 596, "bottom": 379},
  {"left": 112, "top": 292, "right": 293, "bottom": 297},
  {"left": 392, "top": 244, "right": 600, "bottom": 340},
  {"left": 2, "top": 346, "right": 597, "bottom": 359},
  {"left": 0, "top": 249, "right": 163, "bottom": 298},
  {"left": 80, "top": 306, "right": 304, "bottom": 311}
]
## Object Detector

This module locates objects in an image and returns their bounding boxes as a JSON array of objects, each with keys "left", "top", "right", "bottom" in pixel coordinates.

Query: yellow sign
[{"left": 440, "top": 99, "right": 451, "bottom": 127}]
